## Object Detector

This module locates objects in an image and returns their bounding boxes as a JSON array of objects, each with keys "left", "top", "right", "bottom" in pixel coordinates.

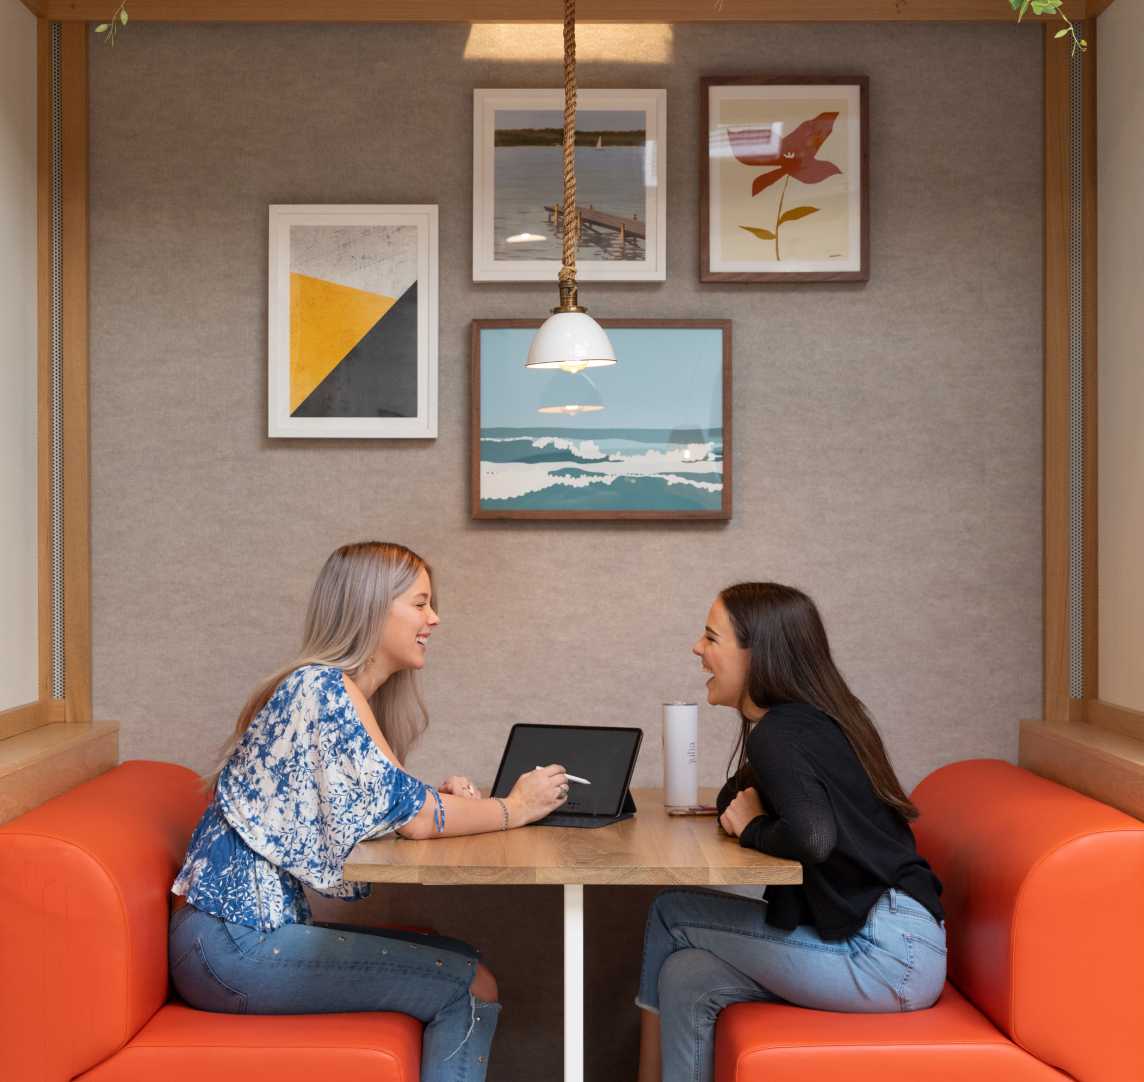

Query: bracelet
[{"left": 492, "top": 797, "right": 510, "bottom": 831}]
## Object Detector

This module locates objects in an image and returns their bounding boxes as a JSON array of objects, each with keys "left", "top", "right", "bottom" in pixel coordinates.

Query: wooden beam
[
  {"left": 0, "top": 721, "right": 119, "bottom": 824},
  {"left": 1043, "top": 24, "right": 1071, "bottom": 723},
  {"left": 59, "top": 23, "right": 92, "bottom": 724},
  {"left": 1082, "top": 20, "right": 1098, "bottom": 704},
  {"left": 36, "top": 21, "right": 52, "bottom": 705},
  {"left": 38, "top": 25, "right": 93, "bottom": 723},
  {"left": 0, "top": 701, "right": 67, "bottom": 742},
  {"left": 1020, "top": 718, "right": 1144, "bottom": 821},
  {"left": 1085, "top": 699, "right": 1144, "bottom": 742},
  {"left": 33, "top": 0, "right": 1087, "bottom": 23}
]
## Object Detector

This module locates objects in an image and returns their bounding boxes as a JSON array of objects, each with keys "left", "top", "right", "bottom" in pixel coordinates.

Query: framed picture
[
  {"left": 471, "top": 319, "right": 731, "bottom": 521},
  {"left": 701, "top": 77, "right": 868, "bottom": 282},
  {"left": 472, "top": 89, "right": 667, "bottom": 282},
  {"left": 268, "top": 204, "right": 438, "bottom": 438}
]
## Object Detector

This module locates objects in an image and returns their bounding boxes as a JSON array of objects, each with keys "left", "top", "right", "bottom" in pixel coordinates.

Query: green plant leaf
[
  {"left": 120, "top": 8, "right": 128, "bottom": 24},
  {"left": 1008, "top": 0, "right": 1020, "bottom": 9},
  {"left": 778, "top": 206, "right": 820, "bottom": 225},
  {"left": 740, "top": 226, "right": 776, "bottom": 240},
  {"left": 1054, "top": 27, "right": 1070, "bottom": 37},
  {"left": 95, "top": 22, "right": 109, "bottom": 31},
  {"left": 1018, "top": 0, "right": 1030, "bottom": 21}
]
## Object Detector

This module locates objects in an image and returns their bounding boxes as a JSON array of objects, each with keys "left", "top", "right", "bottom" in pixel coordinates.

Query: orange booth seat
[
  {"left": 716, "top": 759, "right": 1144, "bottom": 1082},
  {"left": 0, "top": 760, "right": 422, "bottom": 1082}
]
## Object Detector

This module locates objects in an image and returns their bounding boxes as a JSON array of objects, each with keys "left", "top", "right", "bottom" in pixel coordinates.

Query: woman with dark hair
[{"left": 635, "top": 583, "right": 946, "bottom": 1082}]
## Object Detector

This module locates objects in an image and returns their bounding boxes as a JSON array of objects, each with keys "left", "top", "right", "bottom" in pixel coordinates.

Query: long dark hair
[{"left": 720, "top": 582, "right": 918, "bottom": 821}]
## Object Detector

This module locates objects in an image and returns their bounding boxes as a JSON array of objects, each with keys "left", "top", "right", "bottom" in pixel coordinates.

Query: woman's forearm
[{"left": 397, "top": 791, "right": 519, "bottom": 840}]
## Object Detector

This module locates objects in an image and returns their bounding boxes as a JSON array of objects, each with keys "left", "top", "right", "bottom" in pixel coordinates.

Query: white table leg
[{"left": 564, "top": 883, "right": 584, "bottom": 1082}]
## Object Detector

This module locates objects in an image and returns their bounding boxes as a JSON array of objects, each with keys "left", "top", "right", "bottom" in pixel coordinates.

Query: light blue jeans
[
  {"left": 638, "top": 887, "right": 947, "bottom": 1082},
  {"left": 169, "top": 904, "right": 499, "bottom": 1082}
]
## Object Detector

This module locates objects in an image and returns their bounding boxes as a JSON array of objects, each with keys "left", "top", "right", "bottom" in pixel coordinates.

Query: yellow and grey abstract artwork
[{"left": 288, "top": 224, "right": 418, "bottom": 418}]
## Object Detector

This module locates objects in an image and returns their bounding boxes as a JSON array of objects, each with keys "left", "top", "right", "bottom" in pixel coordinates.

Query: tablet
[{"left": 490, "top": 723, "right": 643, "bottom": 821}]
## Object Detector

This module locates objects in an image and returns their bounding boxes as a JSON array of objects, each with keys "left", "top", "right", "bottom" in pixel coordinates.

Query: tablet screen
[{"left": 490, "top": 724, "right": 642, "bottom": 818}]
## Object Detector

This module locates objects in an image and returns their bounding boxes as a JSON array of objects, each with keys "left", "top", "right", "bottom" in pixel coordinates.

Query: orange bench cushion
[
  {"left": 715, "top": 983, "right": 1066, "bottom": 1082},
  {"left": 75, "top": 1004, "right": 422, "bottom": 1082}
]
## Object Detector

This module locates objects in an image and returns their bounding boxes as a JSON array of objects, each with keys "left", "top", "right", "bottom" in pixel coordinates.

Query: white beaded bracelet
[{"left": 492, "top": 797, "right": 510, "bottom": 831}]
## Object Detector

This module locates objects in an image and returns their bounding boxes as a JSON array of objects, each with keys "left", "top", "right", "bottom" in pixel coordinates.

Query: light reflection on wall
[{"left": 463, "top": 23, "right": 674, "bottom": 64}]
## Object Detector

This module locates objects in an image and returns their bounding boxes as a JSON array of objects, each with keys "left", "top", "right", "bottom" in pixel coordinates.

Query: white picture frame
[
  {"left": 472, "top": 89, "right": 667, "bottom": 282},
  {"left": 268, "top": 204, "right": 438, "bottom": 439}
]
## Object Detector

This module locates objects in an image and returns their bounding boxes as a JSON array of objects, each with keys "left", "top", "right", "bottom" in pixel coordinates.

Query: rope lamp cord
[
  {"left": 522, "top": 0, "right": 616, "bottom": 374},
  {"left": 559, "top": 0, "right": 580, "bottom": 289}
]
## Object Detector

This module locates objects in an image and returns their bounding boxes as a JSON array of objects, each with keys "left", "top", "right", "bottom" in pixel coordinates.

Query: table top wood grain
[{"left": 344, "top": 788, "right": 803, "bottom": 887}]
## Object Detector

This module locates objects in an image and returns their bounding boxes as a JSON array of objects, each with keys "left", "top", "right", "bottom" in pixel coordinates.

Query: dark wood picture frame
[
  {"left": 471, "top": 318, "right": 732, "bottom": 521},
  {"left": 700, "top": 75, "right": 869, "bottom": 283}
]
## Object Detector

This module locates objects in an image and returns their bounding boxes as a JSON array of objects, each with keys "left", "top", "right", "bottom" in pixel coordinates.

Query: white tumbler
[{"left": 662, "top": 702, "right": 699, "bottom": 808}]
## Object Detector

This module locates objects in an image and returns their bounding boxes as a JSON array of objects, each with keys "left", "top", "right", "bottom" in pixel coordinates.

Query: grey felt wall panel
[{"left": 89, "top": 22, "right": 1042, "bottom": 1079}]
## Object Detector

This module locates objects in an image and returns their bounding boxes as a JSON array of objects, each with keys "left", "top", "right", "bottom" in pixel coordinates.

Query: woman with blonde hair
[{"left": 170, "top": 541, "right": 568, "bottom": 1082}]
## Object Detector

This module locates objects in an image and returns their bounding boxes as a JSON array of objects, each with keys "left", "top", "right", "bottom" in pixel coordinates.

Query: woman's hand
[
  {"left": 440, "top": 775, "right": 481, "bottom": 799},
  {"left": 505, "top": 764, "right": 569, "bottom": 826},
  {"left": 719, "top": 787, "right": 764, "bottom": 838}
]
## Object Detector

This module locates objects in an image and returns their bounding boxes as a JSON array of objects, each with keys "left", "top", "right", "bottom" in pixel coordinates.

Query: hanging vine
[
  {"left": 1011, "top": 0, "right": 1087, "bottom": 54},
  {"left": 94, "top": 1, "right": 128, "bottom": 46}
]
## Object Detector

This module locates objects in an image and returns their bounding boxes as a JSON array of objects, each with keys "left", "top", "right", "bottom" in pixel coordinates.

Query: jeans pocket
[
  {"left": 898, "top": 932, "right": 947, "bottom": 1012},
  {"left": 171, "top": 937, "right": 249, "bottom": 1014}
]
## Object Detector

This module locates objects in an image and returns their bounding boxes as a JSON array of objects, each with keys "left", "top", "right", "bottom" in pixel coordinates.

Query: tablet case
[
  {"left": 533, "top": 789, "right": 637, "bottom": 829},
  {"left": 491, "top": 722, "right": 642, "bottom": 829}
]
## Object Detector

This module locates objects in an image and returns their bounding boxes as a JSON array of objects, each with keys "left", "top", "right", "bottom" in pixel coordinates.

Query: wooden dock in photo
[{"left": 546, "top": 203, "right": 645, "bottom": 247}]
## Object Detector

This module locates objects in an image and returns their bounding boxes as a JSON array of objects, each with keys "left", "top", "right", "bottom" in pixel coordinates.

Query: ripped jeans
[{"left": 170, "top": 904, "right": 499, "bottom": 1082}]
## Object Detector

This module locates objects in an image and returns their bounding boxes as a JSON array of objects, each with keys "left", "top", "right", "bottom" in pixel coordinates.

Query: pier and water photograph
[{"left": 473, "top": 90, "right": 666, "bottom": 281}]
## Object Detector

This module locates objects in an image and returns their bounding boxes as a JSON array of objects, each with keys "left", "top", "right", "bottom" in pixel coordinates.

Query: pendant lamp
[{"left": 524, "top": 0, "right": 617, "bottom": 375}]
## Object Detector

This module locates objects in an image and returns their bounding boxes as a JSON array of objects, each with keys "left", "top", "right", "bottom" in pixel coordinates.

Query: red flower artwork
[{"left": 728, "top": 111, "right": 842, "bottom": 261}]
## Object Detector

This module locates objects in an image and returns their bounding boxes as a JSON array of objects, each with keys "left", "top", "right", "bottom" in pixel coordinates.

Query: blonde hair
[{"left": 209, "top": 541, "right": 431, "bottom": 787}]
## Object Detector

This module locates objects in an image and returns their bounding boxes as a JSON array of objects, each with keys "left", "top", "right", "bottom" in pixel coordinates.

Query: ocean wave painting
[{"left": 473, "top": 324, "right": 731, "bottom": 519}]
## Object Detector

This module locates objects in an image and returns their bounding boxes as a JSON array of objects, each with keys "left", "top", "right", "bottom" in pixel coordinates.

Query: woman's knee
[
  {"left": 470, "top": 962, "right": 498, "bottom": 1003},
  {"left": 657, "top": 948, "right": 706, "bottom": 1011}
]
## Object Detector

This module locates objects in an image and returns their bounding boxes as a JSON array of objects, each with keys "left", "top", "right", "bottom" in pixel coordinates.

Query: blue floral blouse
[{"left": 172, "top": 665, "right": 441, "bottom": 931}]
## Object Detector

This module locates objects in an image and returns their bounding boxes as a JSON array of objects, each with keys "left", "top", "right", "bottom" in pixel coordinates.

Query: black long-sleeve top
[{"left": 715, "top": 701, "right": 943, "bottom": 941}]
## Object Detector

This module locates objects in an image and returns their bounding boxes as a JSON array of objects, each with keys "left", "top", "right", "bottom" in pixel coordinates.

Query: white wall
[
  {"left": 1098, "top": 2, "right": 1144, "bottom": 712},
  {"left": 0, "top": 0, "right": 38, "bottom": 711}
]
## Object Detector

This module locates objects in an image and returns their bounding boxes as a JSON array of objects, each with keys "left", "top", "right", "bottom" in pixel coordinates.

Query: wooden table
[{"left": 345, "top": 788, "right": 801, "bottom": 1082}]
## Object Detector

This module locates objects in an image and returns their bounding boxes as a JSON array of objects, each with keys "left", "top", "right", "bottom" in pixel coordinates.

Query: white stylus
[{"left": 536, "top": 766, "right": 592, "bottom": 785}]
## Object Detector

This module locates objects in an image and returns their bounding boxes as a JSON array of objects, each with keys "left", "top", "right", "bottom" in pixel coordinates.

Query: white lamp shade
[{"left": 525, "top": 310, "right": 617, "bottom": 373}]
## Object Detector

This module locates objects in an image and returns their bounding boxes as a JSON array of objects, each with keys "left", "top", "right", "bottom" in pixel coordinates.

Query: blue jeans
[
  {"left": 169, "top": 904, "right": 499, "bottom": 1082},
  {"left": 638, "top": 887, "right": 947, "bottom": 1082}
]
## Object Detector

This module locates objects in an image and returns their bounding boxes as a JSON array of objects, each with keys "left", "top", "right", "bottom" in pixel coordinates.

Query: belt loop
[{"left": 888, "top": 888, "right": 898, "bottom": 911}]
